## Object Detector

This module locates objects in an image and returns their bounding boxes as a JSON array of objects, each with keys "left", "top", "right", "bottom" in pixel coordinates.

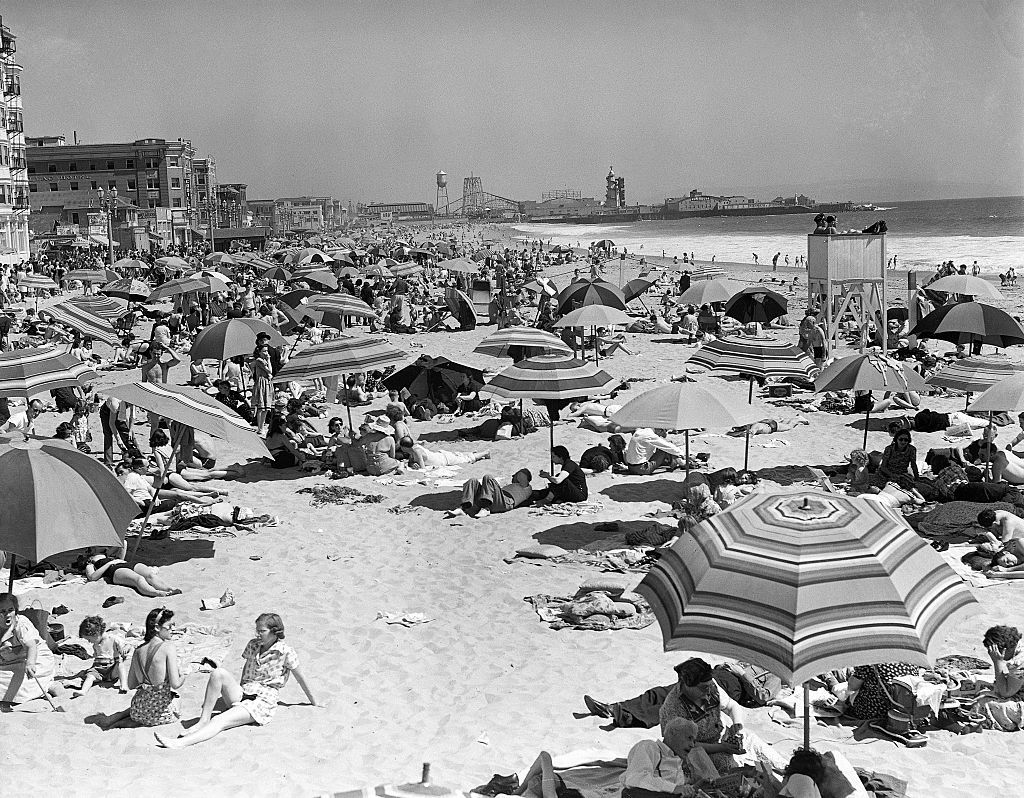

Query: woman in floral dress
[{"left": 155, "top": 612, "right": 319, "bottom": 748}]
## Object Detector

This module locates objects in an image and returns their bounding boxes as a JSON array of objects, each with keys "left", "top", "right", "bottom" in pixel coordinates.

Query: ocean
[{"left": 511, "top": 196, "right": 1024, "bottom": 274}]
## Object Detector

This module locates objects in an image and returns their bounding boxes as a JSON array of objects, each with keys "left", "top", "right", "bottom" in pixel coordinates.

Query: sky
[{"left": 11, "top": 0, "right": 1024, "bottom": 204}]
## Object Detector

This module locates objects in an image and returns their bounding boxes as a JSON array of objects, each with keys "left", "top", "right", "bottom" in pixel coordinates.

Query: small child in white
[{"left": 72, "top": 615, "right": 131, "bottom": 697}]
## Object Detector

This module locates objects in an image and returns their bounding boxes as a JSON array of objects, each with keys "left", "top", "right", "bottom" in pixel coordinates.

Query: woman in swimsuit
[
  {"left": 98, "top": 607, "right": 183, "bottom": 729},
  {"left": 398, "top": 436, "right": 489, "bottom": 468},
  {"left": 83, "top": 553, "right": 182, "bottom": 598}
]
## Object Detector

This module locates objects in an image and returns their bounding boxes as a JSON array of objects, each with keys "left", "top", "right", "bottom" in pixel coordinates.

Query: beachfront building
[
  {"left": 26, "top": 136, "right": 199, "bottom": 247},
  {"left": 521, "top": 196, "right": 602, "bottom": 220},
  {"left": 193, "top": 156, "right": 217, "bottom": 234},
  {"left": 359, "top": 201, "right": 434, "bottom": 222},
  {"left": 0, "top": 17, "right": 28, "bottom": 261},
  {"left": 216, "top": 182, "right": 248, "bottom": 227},
  {"left": 248, "top": 199, "right": 276, "bottom": 231}
]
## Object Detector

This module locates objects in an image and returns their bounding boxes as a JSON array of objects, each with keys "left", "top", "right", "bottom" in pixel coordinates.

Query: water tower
[{"left": 436, "top": 171, "right": 449, "bottom": 216}]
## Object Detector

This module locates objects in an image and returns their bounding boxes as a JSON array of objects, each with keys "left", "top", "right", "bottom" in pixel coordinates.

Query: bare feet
[
  {"left": 154, "top": 731, "right": 180, "bottom": 748},
  {"left": 476, "top": 508, "right": 491, "bottom": 519},
  {"left": 445, "top": 507, "right": 466, "bottom": 518}
]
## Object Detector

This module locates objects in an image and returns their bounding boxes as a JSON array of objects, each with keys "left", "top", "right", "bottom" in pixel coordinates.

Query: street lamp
[
  {"left": 97, "top": 187, "right": 117, "bottom": 266},
  {"left": 198, "top": 196, "right": 216, "bottom": 253}
]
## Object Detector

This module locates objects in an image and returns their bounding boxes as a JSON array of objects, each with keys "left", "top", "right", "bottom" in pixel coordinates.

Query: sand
[{"left": 3, "top": 229, "right": 1024, "bottom": 798}]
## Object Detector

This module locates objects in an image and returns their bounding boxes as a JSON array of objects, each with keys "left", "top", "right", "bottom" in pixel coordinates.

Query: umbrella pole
[
  {"left": 594, "top": 326, "right": 600, "bottom": 364},
  {"left": 985, "top": 411, "right": 994, "bottom": 481},
  {"left": 129, "top": 429, "right": 184, "bottom": 561},
  {"left": 803, "top": 682, "right": 811, "bottom": 750},
  {"left": 685, "top": 430, "right": 690, "bottom": 477},
  {"left": 7, "top": 553, "right": 14, "bottom": 593},
  {"left": 863, "top": 407, "right": 870, "bottom": 451},
  {"left": 343, "top": 373, "right": 353, "bottom": 431},
  {"left": 742, "top": 376, "right": 755, "bottom": 471},
  {"left": 549, "top": 417, "right": 555, "bottom": 473}
]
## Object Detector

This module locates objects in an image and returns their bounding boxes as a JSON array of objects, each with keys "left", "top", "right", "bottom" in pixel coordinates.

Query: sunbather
[
  {"left": 398, "top": 437, "right": 489, "bottom": 468},
  {"left": 728, "top": 417, "right": 810, "bottom": 436},
  {"left": 621, "top": 718, "right": 700, "bottom": 797},
  {"left": 450, "top": 469, "right": 535, "bottom": 519},
  {"left": 82, "top": 552, "right": 182, "bottom": 599}
]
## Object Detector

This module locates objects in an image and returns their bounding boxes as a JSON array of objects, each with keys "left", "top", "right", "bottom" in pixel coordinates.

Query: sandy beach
[{"left": 3, "top": 227, "right": 1024, "bottom": 798}]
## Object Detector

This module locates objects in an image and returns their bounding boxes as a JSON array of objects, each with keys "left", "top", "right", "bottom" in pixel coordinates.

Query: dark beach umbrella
[
  {"left": 592, "top": 239, "right": 615, "bottom": 249},
  {"left": 100, "top": 278, "right": 150, "bottom": 302},
  {"left": 384, "top": 355, "right": 485, "bottom": 409},
  {"left": 290, "top": 270, "right": 338, "bottom": 291},
  {"left": 623, "top": 278, "right": 656, "bottom": 304},
  {"left": 189, "top": 318, "right": 286, "bottom": 362},
  {"left": 261, "top": 266, "right": 292, "bottom": 281},
  {"left": 549, "top": 244, "right": 573, "bottom": 254},
  {"left": 910, "top": 302, "right": 1024, "bottom": 350},
  {"left": 886, "top": 307, "right": 909, "bottom": 323},
  {"left": 723, "top": 286, "right": 788, "bottom": 325},
  {"left": 556, "top": 277, "right": 626, "bottom": 315}
]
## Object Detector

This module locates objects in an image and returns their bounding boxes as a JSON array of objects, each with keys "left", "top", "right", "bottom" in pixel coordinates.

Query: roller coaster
[{"left": 434, "top": 175, "right": 521, "bottom": 218}]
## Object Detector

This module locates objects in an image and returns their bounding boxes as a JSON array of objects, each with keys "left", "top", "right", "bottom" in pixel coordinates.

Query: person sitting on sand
[
  {"left": 0, "top": 592, "right": 64, "bottom": 707},
  {"left": 621, "top": 718, "right": 701, "bottom": 797},
  {"left": 728, "top": 417, "right": 810, "bottom": 436},
  {"left": 450, "top": 469, "right": 535, "bottom": 519},
  {"left": 71, "top": 615, "right": 131, "bottom": 698},
  {"left": 121, "top": 457, "right": 219, "bottom": 514},
  {"left": 973, "top": 625, "right": 1024, "bottom": 730},
  {"left": 82, "top": 552, "right": 182, "bottom": 599},
  {"left": 361, "top": 417, "right": 402, "bottom": 476},
  {"left": 539, "top": 446, "right": 588, "bottom": 504},
  {"left": 155, "top": 612, "right": 319, "bottom": 748},
  {"left": 398, "top": 436, "right": 489, "bottom": 468},
  {"left": 98, "top": 607, "right": 184, "bottom": 729},
  {"left": 845, "top": 662, "right": 921, "bottom": 720},
  {"left": 877, "top": 430, "right": 925, "bottom": 494},
  {"left": 978, "top": 508, "right": 1024, "bottom": 549},
  {"left": 149, "top": 429, "right": 229, "bottom": 498},
  {"left": 623, "top": 428, "right": 687, "bottom": 475}
]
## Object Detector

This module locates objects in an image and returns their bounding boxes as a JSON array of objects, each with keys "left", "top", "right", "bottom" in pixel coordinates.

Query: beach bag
[
  {"left": 20, "top": 600, "right": 59, "bottom": 654},
  {"left": 495, "top": 423, "right": 514, "bottom": 440},
  {"left": 729, "top": 661, "right": 783, "bottom": 706}
]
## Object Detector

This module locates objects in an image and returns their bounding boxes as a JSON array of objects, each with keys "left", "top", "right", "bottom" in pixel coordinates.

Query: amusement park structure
[{"left": 434, "top": 172, "right": 521, "bottom": 218}]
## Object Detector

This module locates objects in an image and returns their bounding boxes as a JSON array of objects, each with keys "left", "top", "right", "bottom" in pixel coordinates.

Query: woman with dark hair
[
  {"left": 658, "top": 657, "right": 746, "bottom": 773},
  {"left": 99, "top": 607, "right": 183, "bottom": 729},
  {"left": 973, "top": 625, "right": 1024, "bottom": 730},
  {"left": 264, "top": 413, "right": 298, "bottom": 469},
  {"left": 0, "top": 592, "right": 63, "bottom": 705},
  {"left": 83, "top": 552, "right": 182, "bottom": 598},
  {"left": 156, "top": 612, "right": 319, "bottom": 748},
  {"left": 540, "top": 446, "right": 588, "bottom": 504}
]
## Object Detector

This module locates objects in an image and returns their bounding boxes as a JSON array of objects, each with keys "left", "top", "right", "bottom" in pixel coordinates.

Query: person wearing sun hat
[{"left": 360, "top": 416, "right": 401, "bottom": 476}]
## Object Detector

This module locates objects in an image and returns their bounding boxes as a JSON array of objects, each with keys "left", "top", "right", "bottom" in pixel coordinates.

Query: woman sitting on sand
[
  {"left": 876, "top": 430, "right": 926, "bottom": 497},
  {"left": 973, "top": 625, "right": 1024, "bottom": 730},
  {"left": 149, "top": 429, "right": 229, "bottom": 498},
  {"left": 155, "top": 612, "right": 319, "bottom": 748},
  {"left": 264, "top": 414, "right": 302, "bottom": 469},
  {"left": 0, "top": 592, "right": 64, "bottom": 706},
  {"left": 82, "top": 552, "right": 182, "bottom": 599},
  {"left": 538, "top": 446, "right": 588, "bottom": 504},
  {"left": 398, "top": 436, "right": 489, "bottom": 468},
  {"left": 98, "top": 607, "right": 183, "bottom": 729},
  {"left": 360, "top": 417, "right": 402, "bottom": 476}
]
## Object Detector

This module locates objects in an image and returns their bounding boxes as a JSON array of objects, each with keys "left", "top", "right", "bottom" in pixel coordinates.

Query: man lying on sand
[{"left": 448, "top": 469, "right": 535, "bottom": 519}]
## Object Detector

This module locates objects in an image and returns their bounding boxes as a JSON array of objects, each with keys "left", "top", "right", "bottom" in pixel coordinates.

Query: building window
[
  {"left": 89, "top": 162, "right": 96, "bottom": 170},
  {"left": 148, "top": 200, "right": 157, "bottom": 208},
  {"left": 172, "top": 178, "right": 182, "bottom": 188},
  {"left": 107, "top": 180, "right": 116, "bottom": 189},
  {"left": 48, "top": 164, "right": 56, "bottom": 173},
  {"left": 71, "top": 212, "right": 80, "bottom": 224},
  {"left": 125, "top": 159, "right": 135, "bottom": 169},
  {"left": 90, "top": 180, "right": 98, "bottom": 190},
  {"left": 127, "top": 179, "right": 136, "bottom": 190},
  {"left": 49, "top": 184, "right": 59, "bottom": 191},
  {"left": 172, "top": 198, "right": 181, "bottom": 208},
  {"left": 146, "top": 178, "right": 159, "bottom": 189},
  {"left": 26, "top": 165, "right": 34, "bottom": 174},
  {"left": 69, "top": 162, "right": 77, "bottom": 172},
  {"left": 169, "top": 157, "right": 179, "bottom": 167},
  {"left": 28, "top": 182, "right": 36, "bottom": 192},
  {"left": 106, "top": 160, "right": 114, "bottom": 170},
  {"left": 69, "top": 182, "right": 78, "bottom": 191}
]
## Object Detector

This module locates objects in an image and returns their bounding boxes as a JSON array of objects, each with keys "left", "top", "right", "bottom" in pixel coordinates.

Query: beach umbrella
[
  {"left": 676, "top": 278, "right": 742, "bottom": 307},
  {"left": 968, "top": 373, "right": 1024, "bottom": 414},
  {"left": 687, "top": 336, "right": 817, "bottom": 468},
  {"left": 99, "top": 278, "right": 150, "bottom": 302},
  {"left": 0, "top": 346, "right": 98, "bottom": 398},
  {"left": 291, "top": 269, "right": 338, "bottom": 291},
  {"left": 0, "top": 440, "right": 142, "bottom": 591},
  {"left": 147, "top": 277, "right": 209, "bottom": 302},
  {"left": 592, "top": 239, "right": 615, "bottom": 249},
  {"left": 261, "top": 266, "right": 292, "bottom": 281},
  {"left": 886, "top": 307, "right": 910, "bottom": 323},
  {"left": 474, "top": 326, "right": 573, "bottom": 360},
  {"left": 43, "top": 303, "right": 118, "bottom": 346},
  {"left": 337, "top": 266, "right": 360, "bottom": 279},
  {"left": 187, "top": 270, "right": 232, "bottom": 293},
  {"left": 363, "top": 264, "right": 391, "bottom": 278},
  {"left": 244, "top": 255, "right": 278, "bottom": 271},
  {"left": 523, "top": 277, "right": 558, "bottom": 297},
  {"left": 204, "top": 252, "right": 237, "bottom": 268},
  {"left": 556, "top": 277, "right": 626, "bottom": 315},
  {"left": 814, "top": 352, "right": 928, "bottom": 448},
  {"left": 391, "top": 262, "right": 424, "bottom": 278},
  {"left": 189, "top": 318, "right": 286, "bottom": 362},
  {"left": 67, "top": 294, "right": 126, "bottom": 321},
  {"left": 434, "top": 242, "right": 452, "bottom": 256},
  {"left": 926, "top": 356, "right": 1024, "bottom": 409},
  {"left": 296, "top": 247, "right": 334, "bottom": 265},
  {"left": 384, "top": 355, "right": 485, "bottom": 407},
  {"left": 112, "top": 258, "right": 150, "bottom": 271},
  {"left": 437, "top": 257, "right": 479, "bottom": 274},
  {"left": 723, "top": 286, "right": 788, "bottom": 325},
  {"left": 480, "top": 353, "right": 617, "bottom": 468},
  {"left": 623, "top": 278, "right": 656, "bottom": 304},
  {"left": 610, "top": 382, "right": 759, "bottom": 474},
  {"left": 638, "top": 487, "right": 979, "bottom": 748},
  {"left": 549, "top": 244, "right": 573, "bottom": 254},
  {"left": 305, "top": 293, "right": 379, "bottom": 320},
  {"left": 155, "top": 256, "right": 190, "bottom": 271},
  {"left": 65, "top": 269, "right": 113, "bottom": 284},
  {"left": 332, "top": 252, "right": 356, "bottom": 267},
  {"left": 19, "top": 274, "right": 58, "bottom": 292},
  {"left": 910, "top": 301, "right": 1024, "bottom": 350},
  {"left": 553, "top": 305, "right": 632, "bottom": 328},
  {"left": 278, "top": 289, "right": 316, "bottom": 309},
  {"left": 926, "top": 274, "right": 1002, "bottom": 301}
]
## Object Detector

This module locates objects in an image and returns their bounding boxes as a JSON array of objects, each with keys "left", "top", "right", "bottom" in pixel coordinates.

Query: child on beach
[{"left": 73, "top": 615, "right": 131, "bottom": 697}]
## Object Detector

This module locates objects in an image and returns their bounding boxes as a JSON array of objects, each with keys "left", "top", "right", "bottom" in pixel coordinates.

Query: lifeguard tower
[{"left": 807, "top": 232, "right": 887, "bottom": 352}]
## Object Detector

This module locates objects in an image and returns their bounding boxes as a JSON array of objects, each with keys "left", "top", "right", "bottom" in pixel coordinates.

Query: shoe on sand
[{"left": 583, "top": 695, "right": 612, "bottom": 718}]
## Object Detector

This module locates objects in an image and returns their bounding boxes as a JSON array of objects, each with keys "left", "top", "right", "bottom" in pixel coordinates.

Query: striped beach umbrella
[
  {"left": 304, "top": 293, "right": 379, "bottom": 321},
  {"left": 553, "top": 304, "right": 632, "bottom": 328},
  {"left": 911, "top": 301, "right": 1024, "bottom": 349},
  {"left": 66, "top": 269, "right": 114, "bottom": 284},
  {"left": 67, "top": 295, "right": 126, "bottom": 321},
  {"left": 556, "top": 277, "right": 626, "bottom": 314},
  {"left": 363, "top": 264, "right": 391, "bottom": 278},
  {"left": 189, "top": 318, "right": 286, "bottom": 362},
  {"left": 473, "top": 326, "right": 572, "bottom": 360},
  {"left": 18, "top": 274, "right": 58, "bottom": 292},
  {"left": 289, "top": 269, "right": 338, "bottom": 291},
  {"left": 261, "top": 266, "right": 292, "bottom": 281},
  {"left": 276, "top": 336, "right": 408, "bottom": 383},
  {"left": 337, "top": 266, "right": 360, "bottom": 279},
  {"left": 204, "top": 252, "right": 237, "bottom": 268},
  {"left": 390, "top": 262, "right": 424, "bottom": 278},
  {"left": 926, "top": 356, "right": 1024, "bottom": 406},
  {"left": 187, "top": 270, "right": 232, "bottom": 293},
  {"left": 623, "top": 278, "right": 656, "bottom": 304},
  {"left": 0, "top": 346, "right": 98, "bottom": 398},
  {"left": 155, "top": 256, "right": 190, "bottom": 271},
  {"left": 147, "top": 277, "right": 209, "bottom": 301},
  {"left": 815, "top": 352, "right": 928, "bottom": 449},
  {"left": 688, "top": 336, "right": 817, "bottom": 382},
  {"left": 638, "top": 487, "right": 979, "bottom": 747},
  {"left": 112, "top": 258, "right": 150, "bottom": 271},
  {"left": 44, "top": 302, "right": 119, "bottom": 346},
  {"left": 99, "top": 278, "right": 150, "bottom": 302},
  {"left": 296, "top": 247, "right": 334, "bottom": 265},
  {"left": 0, "top": 440, "right": 142, "bottom": 588}
]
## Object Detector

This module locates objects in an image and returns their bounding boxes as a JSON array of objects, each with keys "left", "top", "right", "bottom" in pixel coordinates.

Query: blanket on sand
[{"left": 525, "top": 591, "right": 654, "bottom": 631}]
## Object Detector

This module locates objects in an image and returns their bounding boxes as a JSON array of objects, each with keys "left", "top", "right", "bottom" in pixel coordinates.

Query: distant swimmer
[
  {"left": 972, "top": 261, "right": 981, "bottom": 276},
  {"left": 772, "top": 252, "right": 780, "bottom": 271},
  {"left": 753, "top": 253, "right": 759, "bottom": 265}
]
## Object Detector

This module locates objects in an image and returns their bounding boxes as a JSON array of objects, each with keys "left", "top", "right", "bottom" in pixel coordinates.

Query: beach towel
[
  {"left": 525, "top": 592, "right": 655, "bottom": 632},
  {"left": 527, "top": 501, "right": 604, "bottom": 518},
  {"left": 915, "top": 501, "right": 1015, "bottom": 539}
]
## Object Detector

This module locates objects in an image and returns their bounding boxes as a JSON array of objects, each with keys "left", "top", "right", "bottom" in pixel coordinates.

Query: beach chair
[{"left": 807, "top": 466, "right": 841, "bottom": 494}]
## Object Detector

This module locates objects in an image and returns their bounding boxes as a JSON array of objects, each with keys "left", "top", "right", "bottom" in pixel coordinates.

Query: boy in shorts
[{"left": 72, "top": 615, "right": 131, "bottom": 697}]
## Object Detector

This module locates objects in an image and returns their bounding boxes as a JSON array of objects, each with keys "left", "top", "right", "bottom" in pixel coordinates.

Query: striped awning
[
  {"left": 925, "top": 356, "right": 1024, "bottom": 393},
  {"left": 103, "top": 382, "right": 266, "bottom": 455},
  {"left": 481, "top": 353, "right": 616, "bottom": 401},
  {"left": 473, "top": 326, "right": 573, "bottom": 359},
  {"left": 688, "top": 336, "right": 818, "bottom": 380},
  {"left": 44, "top": 302, "right": 119, "bottom": 346},
  {"left": 275, "top": 336, "right": 409, "bottom": 382},
  {"left": 0, "top": 346, "right": 99, "bottom": 398},
  {"left": 637, "top": 487, "right": 980, "bottom": 685},
  {"left": 67, "top": 295, "right": 126, "bottom": 321}
]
